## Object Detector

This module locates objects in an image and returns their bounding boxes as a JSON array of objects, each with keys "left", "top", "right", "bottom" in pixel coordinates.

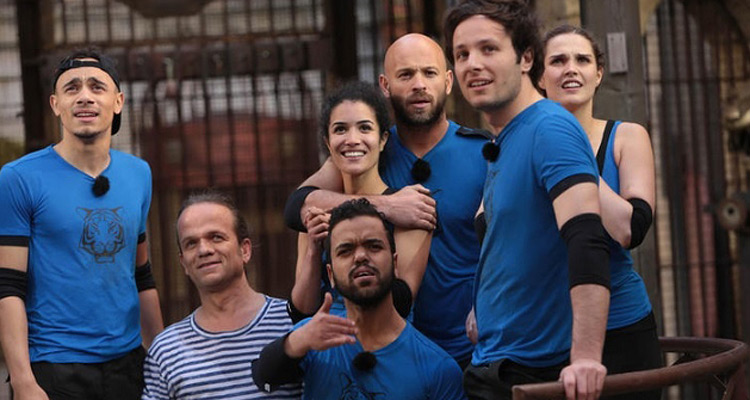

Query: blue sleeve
[
  {"left": 532, "top": 114, "right": 598, "bottom": 194},
  {"left": 0, "top": 165, "right": 33, "bottom": 240},
  {"left": 142, "top": 349, "right": 170, "bottom": 400},
  {"left": 139, "top": 162, "right": 153, "bottom": 236},
  {"left": 430, "top": 358, "right": 468, "bottom": 400}
]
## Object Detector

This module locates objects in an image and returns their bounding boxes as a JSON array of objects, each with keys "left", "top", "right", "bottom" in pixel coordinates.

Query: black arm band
[
  {"left": 0, "top": 268, "right": 28, "bottom": 301},
  {"left": 135, "top": 261, "right": 156, "bottom": 292},
  {"left": 549, "top": 174, "right": 598, "bottom": 200},
  {"left": 560, "top": 213, "right": 611, "bottom": 289},
  {"left": 0, "top": 235, "right": 29, "bottom": 247},
  {"left": 252, "top": 333, "right": 304, "bottom": 392},
  {"left": 474, "top": 212, "right": 487, "bottom": 243},
  {"left": 392, "top": 278, "right": 413, "bottom": 318},
  {"left": 286, "top": 300, "right": 314, "bottom": 324},
  {"left": 283, "top": 186, "right": 320, "bottom": 232},
  {"left": 627, "top": 198, "right": 653, "bottom": 249}
]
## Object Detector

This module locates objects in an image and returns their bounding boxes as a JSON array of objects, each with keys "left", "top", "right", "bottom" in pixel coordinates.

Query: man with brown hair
[{"left": 445, "top": 1, "right": 611, "bottom": 399}]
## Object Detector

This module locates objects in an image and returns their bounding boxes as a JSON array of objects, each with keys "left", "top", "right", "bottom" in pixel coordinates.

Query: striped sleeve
[
  {"left": 142, "top": 349, "right": 170, "bottom": 399},
  {"left": 141, "top": 299, "right": 301, "bottom": 399}
]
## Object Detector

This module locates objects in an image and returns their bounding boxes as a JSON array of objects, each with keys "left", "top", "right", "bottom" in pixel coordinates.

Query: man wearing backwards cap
[{"left": 0, "top": 48, "right": 164, "bottom": 399}]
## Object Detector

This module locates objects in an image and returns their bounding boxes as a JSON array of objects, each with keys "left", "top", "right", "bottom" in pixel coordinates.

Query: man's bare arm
[
  {"left": 0, "top": 245, "right": 49, "bottom": 399},
  {"left": 553, "top": 182, "right": 609, "bottom": 400},
  {"left": 135, "top": 241, "right": 163, "bottom": 350},
  {"left": 393, "top": 227, "right": 432, "bottom": 297}
]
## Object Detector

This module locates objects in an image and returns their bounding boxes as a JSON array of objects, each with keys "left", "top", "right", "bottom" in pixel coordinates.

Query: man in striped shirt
[{"left": 142, "top": 191, "right": 302, "bottom": 399}]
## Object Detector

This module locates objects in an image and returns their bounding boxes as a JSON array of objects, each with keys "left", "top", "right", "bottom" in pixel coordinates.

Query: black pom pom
[
  {"left": 482, "top": 142, "right": 500, "bottom": 161},
  {"left": 411, "top": 158, "right": 431, "bottom": 182},
  {"left": 392, "top": 278, "right": 413, "bottom": 318},
  {"left": 352, "top": 351, "right": 377, "bottom": 371},
  {"left": 93, "top": 175, "right": 110, "bottom": 197}
]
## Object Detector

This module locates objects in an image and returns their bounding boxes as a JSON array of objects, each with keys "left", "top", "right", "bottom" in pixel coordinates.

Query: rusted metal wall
[{"left": 644, "top": 0, "right": 750, "bottom": 397}]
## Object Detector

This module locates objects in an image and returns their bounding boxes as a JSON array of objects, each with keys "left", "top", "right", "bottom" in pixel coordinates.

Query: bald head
[
  {"left": 380, "top": 34, "right": 452, "bottom": 129},
  {"left": 384, "top": 34, "right": 448, "bottom": 76}
]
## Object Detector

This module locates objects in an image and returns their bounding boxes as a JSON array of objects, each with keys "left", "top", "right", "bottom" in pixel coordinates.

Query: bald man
[{"left": 283, "top": 34, "right": 489, "bottom": 368}]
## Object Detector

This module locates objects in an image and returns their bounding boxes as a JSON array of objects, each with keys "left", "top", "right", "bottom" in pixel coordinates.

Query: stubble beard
[
  {"left": 476, "top": 97, "right": 513, "bottom": 114},
  {"left": 73, "top": 129, "right": 105, "bottom": 144},
  {"left": 471, "top": 69, "right": 524, "bottom": 115},
  {"left": 334, "top": 262, "right": 395, "bottom": 310},
  {"left": 391, "top": 94, "right": 446, "bottom": 129}
]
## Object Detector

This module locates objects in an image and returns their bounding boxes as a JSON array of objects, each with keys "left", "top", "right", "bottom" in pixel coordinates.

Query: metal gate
[
  {"left": 644, "top": 0, "right": 750, "bottom": 397},
  {"left": 18, "top": 0, "right": 332, "bottom": 322},
  {"left": 15, "top": 0, "right": 433, "bottom": 324}
]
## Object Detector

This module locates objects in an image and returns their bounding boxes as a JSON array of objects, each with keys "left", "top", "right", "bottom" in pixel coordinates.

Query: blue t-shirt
[
  {"left": 601, "top": 121, "right": 652, "bottom": 330},
  {"left": 0, "top": 146, "right": 152, "bottom": 363},
  {"left": 297, "top": 319, "right": 466, "bottom": 400},
  {"left": 474, "top": 100, "right": 598, "bottom": 367},
  {"left": 379, "top": 120, "right": 488, "bottom": 362}
]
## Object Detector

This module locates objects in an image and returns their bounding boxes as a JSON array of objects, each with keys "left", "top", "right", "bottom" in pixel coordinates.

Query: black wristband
[
  {"left": 560, "top": 213, "right": 610, "bottom": 289},
  {"left": 283, "top": 186, "right": 320, "bottom": 232},
  {"left": 0, "top": 268, "right": 28, "bottom": 301},
  {"left": 252, "top": 333, "right": 304, "bottom": 392},
  {"left": 135, "top": 261, "right": 156, "bottom": 292},
  {"left": 627, "top": 198, "right": 653, "bottom": 249},
  {"left": 474, "top": 212, "right": 487, "bottom": 243}
]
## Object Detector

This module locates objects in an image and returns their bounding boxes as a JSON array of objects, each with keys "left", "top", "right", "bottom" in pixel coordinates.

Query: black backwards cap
[{"left": 52, "top": 51, "right": 123, "bottom": 135}]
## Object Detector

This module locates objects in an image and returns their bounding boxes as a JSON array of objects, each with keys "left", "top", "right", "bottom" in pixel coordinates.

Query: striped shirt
[{"left": 143, "top": 296, "right": 302, "bottom": 399}]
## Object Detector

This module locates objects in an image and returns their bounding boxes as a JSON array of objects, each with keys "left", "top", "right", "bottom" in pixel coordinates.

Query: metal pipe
[{"left": 512, "top": 337, "right": 749, "bottom": 399}]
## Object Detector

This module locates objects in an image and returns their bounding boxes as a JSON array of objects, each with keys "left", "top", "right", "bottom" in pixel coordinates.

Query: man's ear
[
  {"left": 520, "top": 48, "right": 534, "bottom": 74},
  {"left": 326, "top": 263, "right": 335, "bottom": 289},
  {"left": 378, "top": 74, "right": 391, "bottom": 98},
  {"left": 240, "top": 238, "right": 252, "bottom": 264},
  {"left": 49, "top": 94, "right": 61, "bottom": 117},
  {"left": 114, "top": 91, "right": 124, "bottom": 114},
  {"left": 392, "top": 253, "right": 399, "bottom": 277},
  {"left": 445, "top": 69, "right": 454, "bottom": 95},
  {"left": 179, "top": 253, "right": 189, "bottom": 277}
]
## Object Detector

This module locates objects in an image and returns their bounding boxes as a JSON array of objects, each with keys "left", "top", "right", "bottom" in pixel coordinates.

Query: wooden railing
[{"left": 513, "top": 337, "right": 750, "bottom": 400}]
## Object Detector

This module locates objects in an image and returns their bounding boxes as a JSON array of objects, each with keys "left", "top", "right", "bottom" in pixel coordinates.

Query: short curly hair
[
  {"left": 324, "top": 198, "right": 395, "bottom": 257},
  {"left": 318, "top": 81, "right": 392, "bottom": 156}
]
